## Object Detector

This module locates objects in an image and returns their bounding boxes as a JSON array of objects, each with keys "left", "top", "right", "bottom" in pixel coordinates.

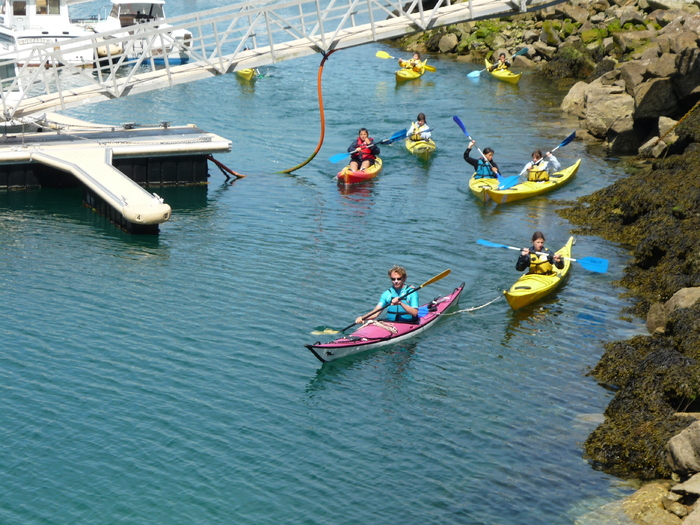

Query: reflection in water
[{"left": 337, "top": 180, "right": 376, "bottom": 216}]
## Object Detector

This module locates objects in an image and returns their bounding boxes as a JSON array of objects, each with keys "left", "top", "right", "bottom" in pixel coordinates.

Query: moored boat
[
  {"left": 306, "top": 282, "right": 465, "bottom": 362},
  {"left": 0, "top": 0, "right": 96, "bottom": 66},
  {"left": 485, "top": 159, "right": 581, "bottom": 204},
  {"left": 468, "top": 175, "right": 499, "bottom": 202},
  {"left": 405, "top": 138, "right": 436, "bottom": 158},
  {"left": 93, "top": 0, "right": 192, "bottom": 65},
  {"left": 395, "top": 60, "right": 427, "bottom": 81},
  {"left": 503, "top": 236, "right": 574, "bottom": 310},
  {"left": 337, "top": 157, "right": 383, "bottom": 185},
  {"left": 485, "top": 58, "right": 521, "bottom": 84}
]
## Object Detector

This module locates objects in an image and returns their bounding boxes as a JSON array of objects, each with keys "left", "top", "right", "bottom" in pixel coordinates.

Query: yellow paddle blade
[
  {"left": 419, "top": 269, "right": 450, "bottom": 289},
  {"left": 376, "top": 51, "right": 395, "bottom": 59},
  {"left": 424, "top": 64, "right": 436, "bottom": 72}
]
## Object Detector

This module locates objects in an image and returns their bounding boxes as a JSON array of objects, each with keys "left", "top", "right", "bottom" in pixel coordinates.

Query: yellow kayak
[
  {"left": 485, "top": 58, "right": 521, "bottom": 84},
  {"left": 405, "top": 138, "right": 436, "bottom": 158},
  {"left": 486, "top": 160, "right": 581, "bottom": 204},
  {"left": 395, "top": 60, "right": 427, "bottom": 81},
  {"left": 504, "top": 236, "right": 575, "bottom": 310},
  {"left": 468, "top": 176, "right": 499, "bottom": 202},
  {"left": 236, "top": 69, "right": 256, "bottom": 81}
]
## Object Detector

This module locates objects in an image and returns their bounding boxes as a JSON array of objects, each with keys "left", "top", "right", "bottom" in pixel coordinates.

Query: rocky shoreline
[{"left": 391, "top": 0, "right": 700, "bottom": 522}]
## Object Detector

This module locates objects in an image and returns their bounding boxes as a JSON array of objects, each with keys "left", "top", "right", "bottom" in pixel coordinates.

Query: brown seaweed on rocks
[{"left": 558, "top": 110, "right": 700, "bottom": 479}]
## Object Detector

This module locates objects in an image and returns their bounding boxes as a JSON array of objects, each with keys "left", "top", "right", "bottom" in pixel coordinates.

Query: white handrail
[{"left": 0, "top": 0, "right": 561, "bottom": 120}]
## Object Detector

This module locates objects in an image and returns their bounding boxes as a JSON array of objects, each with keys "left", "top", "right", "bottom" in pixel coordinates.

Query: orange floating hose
[{"left": 278, "top": 50, "right": 336, "bottom": 174}]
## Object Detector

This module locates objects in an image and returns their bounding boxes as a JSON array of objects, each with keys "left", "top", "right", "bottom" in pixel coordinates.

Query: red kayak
[
  {"left": 306, "top": 283, "right": 464, "bottom": 362},
  {"left": 337, "top": 157, "right": 383, "bottom": 184}
]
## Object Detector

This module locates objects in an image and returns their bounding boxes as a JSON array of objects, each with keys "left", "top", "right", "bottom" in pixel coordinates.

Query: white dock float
[
  {"left": 30, "top": 148, "right": 171, "bottom": 226},
  {"left": 0, "top": 113, "right": 232, "bottom": 233}
]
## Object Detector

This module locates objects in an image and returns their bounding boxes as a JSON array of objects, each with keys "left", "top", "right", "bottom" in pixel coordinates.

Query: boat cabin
[
  {"left": 0, "top": 0, "right": 73, "bottom": 32},
  {"left": 98, "top": 0, "right": 168, "bottom": 31}
]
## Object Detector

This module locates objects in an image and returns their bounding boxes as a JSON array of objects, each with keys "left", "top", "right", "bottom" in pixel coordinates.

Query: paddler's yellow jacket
[{"left": 516, "top": 246, "right": 565, "bottom": 275}]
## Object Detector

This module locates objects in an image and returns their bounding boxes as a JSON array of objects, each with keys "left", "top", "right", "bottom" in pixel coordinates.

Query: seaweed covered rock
[
  {"left": 585, "top": 344, "right": 698, "bottom": 478},
  {"left": 585, "top": 304, "right": 700, "bottom": 478},
  {"left": 558, "top": 119, "right": 700, "bottom": 315}
]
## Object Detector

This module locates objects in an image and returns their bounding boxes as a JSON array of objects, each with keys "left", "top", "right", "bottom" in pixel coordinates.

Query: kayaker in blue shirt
[
  {"left": 464, "top": 140, "right": 499, "bottom": 179},
  {"left": 516, "top": 231, "right": 564, "bottom": 275},
  {"left": 355, "top": 266, "right": 419, "bottom": 324}
]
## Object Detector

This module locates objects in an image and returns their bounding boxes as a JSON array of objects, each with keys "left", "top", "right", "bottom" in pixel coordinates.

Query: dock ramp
[{"left": 29, "top": 148, "right": 171, "bottom": 231}]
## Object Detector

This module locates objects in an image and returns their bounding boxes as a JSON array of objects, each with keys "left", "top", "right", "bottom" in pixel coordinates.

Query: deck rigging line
[
  {"left": 278, "top": 50, "right": 337, "bottom": 174},
  {"left": 446, "top": 294, "right": 503, "bottom": 315}
]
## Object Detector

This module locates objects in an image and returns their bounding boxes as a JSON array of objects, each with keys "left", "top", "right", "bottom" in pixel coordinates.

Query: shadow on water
[{"left": 305, "top": 340, "right": 420, "bottom": 394}]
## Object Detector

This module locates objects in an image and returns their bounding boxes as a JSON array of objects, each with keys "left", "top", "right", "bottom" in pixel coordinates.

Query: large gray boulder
[
  {"left": 619, "top": 60, "right": 648, "bottom": 95},
  {"left": 561, "top": 81, "right": 590, "bottom": 118},
  {"left": 438, "top": 33, "right": 459, "bottom": 53},
  {"left": 585, "top": 87, "right": 635, "bottom": 137},
  {"left": 667, "top": 421, "right": 700, "bottom": 475},
  {"left": 646, "top": 287, "right": 700, "bottom": 333},
  {"left": 647, "top": 53, "right": 679, "bottom": 77},
  {"left": 634, "top": 77, "right": 680, "bottom": 119}
]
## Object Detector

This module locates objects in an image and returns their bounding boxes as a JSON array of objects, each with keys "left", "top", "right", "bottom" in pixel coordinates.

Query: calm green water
[{"left": 0, "top": 3, "right": 644, "bottom": 523}]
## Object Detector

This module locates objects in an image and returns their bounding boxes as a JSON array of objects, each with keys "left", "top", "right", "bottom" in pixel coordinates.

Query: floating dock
[{"left": 0, "top": 114, "right": 232, "bottom": 233}]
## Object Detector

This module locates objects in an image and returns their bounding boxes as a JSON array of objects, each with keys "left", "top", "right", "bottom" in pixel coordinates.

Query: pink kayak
[{"left": 306, "top": 283, "right": 464, "bottom": 362}]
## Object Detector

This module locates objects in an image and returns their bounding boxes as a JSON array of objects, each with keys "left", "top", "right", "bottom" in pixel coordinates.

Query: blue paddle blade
[
  {"left": 514, "top": 47, "right": 529, "bottom": 57},
  {"left": 453, "top": 116, "right": 468, "bottom": 136},
  {"left": 477, "top": 239, "right": 510, "bottom": 249},
  {"left": 328, "top": 151, "right": 350, "bottom": 163},
  {"left": 467, "top": 70, "right": 482, "bottom": 78},
  {"left": 497, "top": 175, "right": 520, "bottom": 190},
  {"left": 417, "top": 306, "right": 429, "bottom": 318},
  {"left": 557, "top": 131, "right": 576, "bottom": 149},
  {"left": 389, "top": 128, "right": 408, "bottom": 141},
  {"left": 578, "top": 257, "right": 609, "bottom": 273}
]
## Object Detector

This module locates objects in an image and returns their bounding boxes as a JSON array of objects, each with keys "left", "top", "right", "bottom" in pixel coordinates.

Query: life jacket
[
  {"left": 354, "top": 137, "right": 376, "bottom": 162},
  {"left": 409, "top": 122, "right": 429, "bottom": 142},
  {"left": 385, "top": 287, "right": 417, "bottom": 322},
  {"left": 400, "top": 59, "right": 423, "bottom": 72},
  {"left": 493, "top": 61, "right": 509, "bottom": 71},
  {"left": 527, "top": 161, "right": 549, "bottom": 182},
  {"left": 474, "top": 158, "right": 494, "bottom": 179},
  {"left": 529, "top": 252, "right": 554, "bottom": 274}
]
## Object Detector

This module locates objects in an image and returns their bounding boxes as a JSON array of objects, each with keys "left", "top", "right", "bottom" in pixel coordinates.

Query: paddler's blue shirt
[{"left": 378, "top": 286, "right": 419, "bottom": 322}]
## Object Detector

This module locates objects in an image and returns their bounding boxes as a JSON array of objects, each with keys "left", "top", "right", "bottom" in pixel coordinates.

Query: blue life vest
[{"left": 475, "top": 159, "right": 493, "bottom": 179}]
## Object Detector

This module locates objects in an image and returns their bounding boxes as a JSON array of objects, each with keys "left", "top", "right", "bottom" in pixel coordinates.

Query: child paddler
[
  {"left": 516, "top": 231, "right": 564, "bottom": 275},
  {"left": 519, "top": 149, "right": 561, "bottom": 182},
  {"left": 355, "top": 266, "right": 419, "bottom": 325},
  {"left": 464, "top": 140, "right": 500, "bottom": 179},
  {"left": 398, "top": 52, "right": 423, "bottom": 72},
  {"left": 348, "top": 128, "right": 380, "bottom": 171},
  {"left": 406, "top": 113, "right": 432, "bottom": 142}
]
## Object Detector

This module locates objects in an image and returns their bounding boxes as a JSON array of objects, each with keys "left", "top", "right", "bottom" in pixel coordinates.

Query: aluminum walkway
[{"left": 2, "top": 0, "right": 567, "bottom": 120}]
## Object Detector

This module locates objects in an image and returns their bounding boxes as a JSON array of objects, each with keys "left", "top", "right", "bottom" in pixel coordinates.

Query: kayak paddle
[
  {"left": 476, "top": 239, "right": 609, "bottom": 273},
  {"left": 339, "top": 269, "right": 451, "bottom": 333},
  {"left": 497, "top": 131, "right": 577, "bottom": 191},
  {"left": 375, "top": 51, "right": 436, "bottom": 72},
  {"left": 328, "top": 128, "right": 407, "bottom": 163},
  {"left": 453, "top": 116, "right": 516, "bottom": 186},
  {"left": 467, "top": 47, "right": 528, "bottom": 78}
]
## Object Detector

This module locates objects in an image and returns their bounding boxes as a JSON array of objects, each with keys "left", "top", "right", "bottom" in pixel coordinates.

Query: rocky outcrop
[{"left": 647, "top": 287, "right": 700, "bottom": 333}]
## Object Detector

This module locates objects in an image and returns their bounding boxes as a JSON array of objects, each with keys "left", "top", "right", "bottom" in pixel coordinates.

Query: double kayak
[
  {"left": 485, "top": 58, "right": 521, "bottom": 84},
  {"left": 306, "top": 283, "right": 465, "bottom": 363},
  {"left": 395, "top": 60, "right": 428, "bottom": 81},
  {"left": 405, "top": 138, "right": 436, "bottom": 158},
  {"left": 504, "top": 236, "right": 574, "bottom": 310},
  {"left": 337, "top": 157, "right": 383, "bottom": 185},
  {"left": 468, "top": 175, "right": 499, "bottom": 202},
  {"left": 486, "top": 160, "right": 581, "bottom": 204}
]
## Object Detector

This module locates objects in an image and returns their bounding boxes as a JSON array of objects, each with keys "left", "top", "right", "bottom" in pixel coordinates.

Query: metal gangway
[{"left": 1, "top": 0, "right": 565, "bottom": 122}]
